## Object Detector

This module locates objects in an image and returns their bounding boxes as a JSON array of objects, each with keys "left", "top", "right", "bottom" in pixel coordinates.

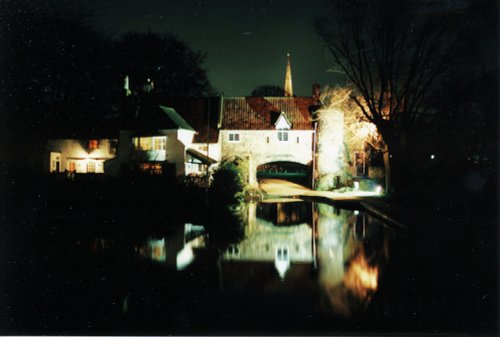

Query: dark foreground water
[{"left": 1, "top": 196, "right": 497, "bottom": 335}]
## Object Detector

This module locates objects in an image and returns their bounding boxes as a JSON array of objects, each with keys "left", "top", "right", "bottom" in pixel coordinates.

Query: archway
[{"left": 256, "top": 161, "right": 310, "bottom": 186}]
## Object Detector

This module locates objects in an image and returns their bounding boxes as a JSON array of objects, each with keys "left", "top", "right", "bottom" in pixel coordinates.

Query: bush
[{"left": 209, "top": 160, "right": 245, "bottom": 206}]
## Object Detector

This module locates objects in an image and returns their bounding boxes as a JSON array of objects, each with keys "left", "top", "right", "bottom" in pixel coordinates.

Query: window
[
  {"left": 139, "top": 163, "right": 162, "bottom": 174},
  {"left": 277, "top": 129, "right": 289, "bottom": 142},
  {"left": 132, "top": 137, "right": 152, "bottom": 150},
  {"left": 68, "top": 162, "right": 76, "bottom": 172},
  {"left": 228, "top": 133, "right": 240, "bottom": 142},
  {"left": 152, "top": 136, "right": 166, "bottom": 150},
  {"left": 266, "top": 136, "right": 269, "bottom": 143},
  {"left": 87, "top": 161, "right": 96, "bottom": 173},
  {"left": 296, "top": 136, "right": 300, "bottom": 143},
  {"left": 88, "top": 140, "right": 98, "bottom": 149}
]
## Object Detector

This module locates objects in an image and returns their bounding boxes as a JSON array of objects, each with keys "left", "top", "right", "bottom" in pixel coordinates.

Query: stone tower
[{"left": 284, "top": 53, "right": 293, "bottom": 97}]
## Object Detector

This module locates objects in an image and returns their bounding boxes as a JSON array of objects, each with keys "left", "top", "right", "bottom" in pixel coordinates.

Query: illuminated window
[
  {"left": 277, "top": 129, "right": 289, "bottom": 142},
  {"left": 88, "top": 140, "right": 98, "bottom": 149},
  {"left": 87, "top": 161, "right": 95, "bottom": 173},
  {"left": 68, "top": 162, "right": 76, "bottom": 172},
  {"left": 132, "top": 137, "right": 152, "bottom": 150},
  {"left": 139, "top": 163, "right": 162, "bottom": 174},
  {"left": 152, "top": 136, "right": 166, "bottom": 150},
  {"left": 228, "top": 133, "right": 240, "bottom": 142}
]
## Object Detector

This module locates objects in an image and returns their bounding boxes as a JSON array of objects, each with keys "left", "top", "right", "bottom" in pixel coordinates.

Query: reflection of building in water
[
  {"left": 222, "top": 202, "right": 313, "bottom": 281},
  {"left": 315, "top": 203, "right": 389, "bottom": 317},
  {"left": 135, "top": 223, "right": 206, "bottom": 270},
  {"left": 257, "top": 201, "right": 311, "bottom": 226}
]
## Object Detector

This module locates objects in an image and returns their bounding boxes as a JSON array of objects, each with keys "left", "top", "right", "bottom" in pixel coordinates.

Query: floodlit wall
[{"left": 220, "top": 129, "right": 314, "bottom": 185}]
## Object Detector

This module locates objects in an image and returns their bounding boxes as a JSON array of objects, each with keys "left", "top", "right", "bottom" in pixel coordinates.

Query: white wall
[{"left": 220, "top": 129, "right": 314, "bottom": 184}]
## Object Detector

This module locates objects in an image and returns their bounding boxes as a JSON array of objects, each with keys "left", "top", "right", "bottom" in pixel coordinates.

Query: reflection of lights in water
[
  {"left": 344, "top": 253, "right": 378, "bottom": 297},
  {"left": 176, "top": 245, "right": 194, "bottom": 270},
  {"left": 148, "top": 238, "right": 166, "bottom": 262}
]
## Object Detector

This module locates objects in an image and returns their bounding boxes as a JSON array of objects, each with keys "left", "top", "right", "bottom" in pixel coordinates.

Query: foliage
[
  {"left": 320, "top": 86, "right": 383, "bottom": 152},
  {"left": 209, "top": 160, "right": 245, "bottom": 206}
]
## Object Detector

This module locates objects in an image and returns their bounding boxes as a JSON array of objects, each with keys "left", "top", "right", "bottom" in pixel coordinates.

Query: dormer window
[{"left": 274, "top": 112, "right": 291, "bottom": 142}]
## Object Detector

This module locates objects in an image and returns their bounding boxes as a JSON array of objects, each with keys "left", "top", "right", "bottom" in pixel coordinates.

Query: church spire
[{"left": 284, "top": 53, "right": 293, "bottom": 97}]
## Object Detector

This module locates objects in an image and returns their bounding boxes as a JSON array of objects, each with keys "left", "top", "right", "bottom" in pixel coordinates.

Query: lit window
[
  {"left": 153, "top": 136, "right": 166, "bottom": 150},
  {"left": 87, "top": 161, "right": 95, "bottom": 173},
  {"left": 68, "top": 162, "right": 76, "bottom": 172},
  {"left": 132, "top": 137, "right": 152, "bottom": 150},
  {"left": 277, "top": 129, "right": 289, "bottom": 142},
  {"left": 228, "top": 133, "right": 240, "bottom": 142},
  {"left": 88, "top": 140, "right": 98, "bottom": 149},
  {"left": 139, "top": 163, "right": 162, "bottom": 174}
]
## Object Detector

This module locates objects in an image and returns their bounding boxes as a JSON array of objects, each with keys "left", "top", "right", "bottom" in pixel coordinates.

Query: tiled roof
[{"left": 221, "top": 97, "right": 317, "bottom": 130}]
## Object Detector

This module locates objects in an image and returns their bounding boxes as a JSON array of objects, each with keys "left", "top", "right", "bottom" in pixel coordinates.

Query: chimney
[{"left": 284, "top": 53, "right": 293, "bottom": 97}]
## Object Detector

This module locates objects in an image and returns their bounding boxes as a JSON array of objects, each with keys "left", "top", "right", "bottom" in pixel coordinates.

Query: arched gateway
[{"left": 256, "top": 161, "right": 310, "bottom": 186}]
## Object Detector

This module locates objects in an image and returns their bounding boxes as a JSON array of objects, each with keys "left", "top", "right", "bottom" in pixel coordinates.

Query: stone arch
[{"left": 248, "top": 153, "right": 312, "bottom": 186}]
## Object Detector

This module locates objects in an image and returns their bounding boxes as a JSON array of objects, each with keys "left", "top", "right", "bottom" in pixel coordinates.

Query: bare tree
[{"left": 315, "top": 0, "right": 466, "bottom": 192}]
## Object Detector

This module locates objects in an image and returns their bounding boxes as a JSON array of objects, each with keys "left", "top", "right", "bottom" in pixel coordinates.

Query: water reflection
[
  {"left": 88, "top": 201, "right": 390, "bottom": 318},
  {"left": 222, "top": 201, "right": 313, "bottom": 280},
  {"left": 136, "top": 223, "right": 207, "bottom": 270},
  {"left": 221, "top": 200, "right": 390, "bottom": 316},
  {"left": 91, "top": 223, "right": 207, "bottom": 270}
]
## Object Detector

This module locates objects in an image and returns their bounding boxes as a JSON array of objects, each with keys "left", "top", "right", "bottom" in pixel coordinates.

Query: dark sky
[{"left": 86, "top": 0, "right": 336, "bottom": 97}]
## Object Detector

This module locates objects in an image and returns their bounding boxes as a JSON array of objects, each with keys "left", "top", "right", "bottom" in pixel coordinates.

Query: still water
[
  {"left": 8, "top": 200, "right": 401, "bottom": 334},
  {"left": 85, "top": 200, "right": 394, "bottom": 332}
]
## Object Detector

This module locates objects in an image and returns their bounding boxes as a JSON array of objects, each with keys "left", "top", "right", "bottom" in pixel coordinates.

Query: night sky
[{"left": 86, "top": 0, "right": 336, "bottom": 97}]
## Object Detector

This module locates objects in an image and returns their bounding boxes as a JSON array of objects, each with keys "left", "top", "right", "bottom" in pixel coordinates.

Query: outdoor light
[
  {"left": 375, "top": 185, "right": 382, "bottom": 194},
  {"left": 354, "top": 210, "right": 359, "bottom": 215},
  {"left": 354, "top": 181, "right": 359, "bottom": 190},
  {"left": 430, "top": 154, "right": 435, "bottom": 160}
]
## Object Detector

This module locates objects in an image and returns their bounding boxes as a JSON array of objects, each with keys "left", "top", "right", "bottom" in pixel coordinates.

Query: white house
[
  {"left": 46, "top": 138, "right": 117, "bottom": 174},
  {"left": 105, "top": 104, "right": 204, "bottom": 178}
]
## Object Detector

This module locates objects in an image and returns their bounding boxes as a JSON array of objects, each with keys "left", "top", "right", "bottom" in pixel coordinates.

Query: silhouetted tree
[
  {"left": 110, "top": 32, "right": 214, "bottom": 100},
  {"left": 0, "top": 0, "right": 111, "bottom": 163},
  {"left": 315, "top": 0, "right": 468, "bottom": 192}
]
